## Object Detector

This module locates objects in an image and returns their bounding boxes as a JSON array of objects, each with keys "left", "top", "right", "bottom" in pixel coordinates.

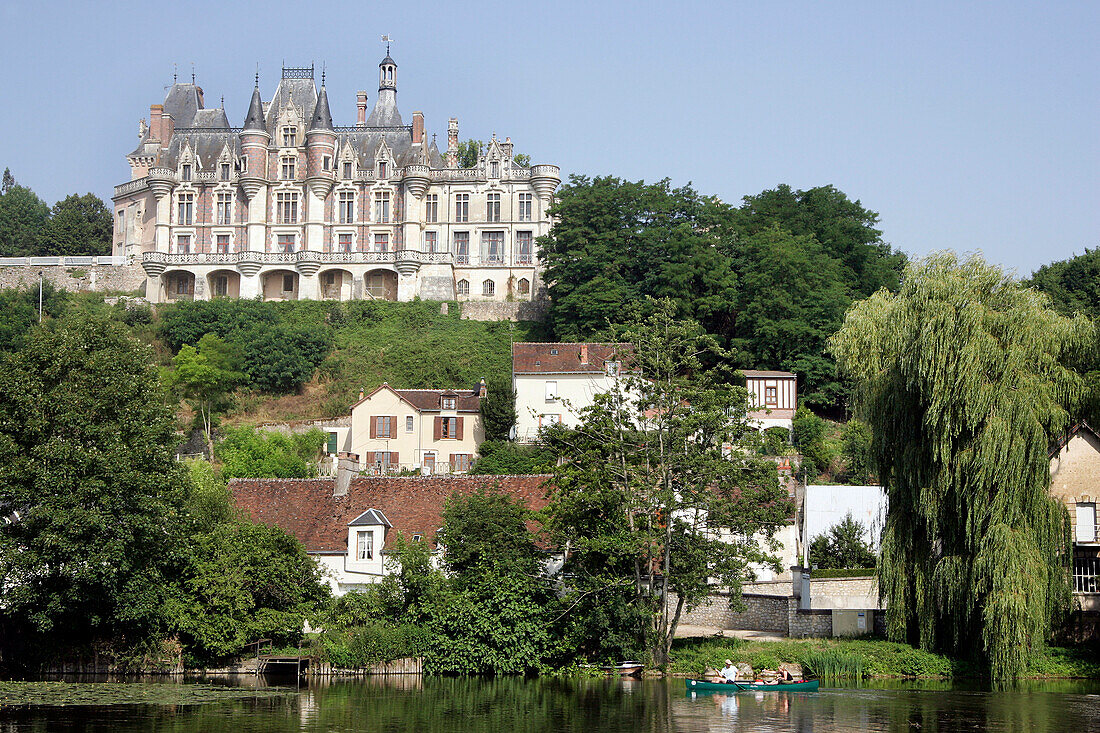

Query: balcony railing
[
  {"left": 142, "top": 250, "right": 461, "bottom": 267},
  {"left": 0, "top": 255, "right": 129, "bottom": 267},
  {"left": 1074, "top": 555, "right": 1100, "bottom": 594}
]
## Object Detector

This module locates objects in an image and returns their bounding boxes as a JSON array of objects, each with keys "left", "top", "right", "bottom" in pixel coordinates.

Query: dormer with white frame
[{"left": 345, "top": 508, "right": 391, "bottom": 578}]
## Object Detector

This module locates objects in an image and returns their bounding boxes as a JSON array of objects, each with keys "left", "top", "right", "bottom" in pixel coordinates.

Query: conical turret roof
[
  {"left": 310, "top": 85, "right": 334, "bottom": 132},
  {"left": 243, "top": 84, "right": 266, "bottom": 131}
]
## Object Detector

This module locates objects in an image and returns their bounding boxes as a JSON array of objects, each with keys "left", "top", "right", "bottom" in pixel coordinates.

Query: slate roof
[
  {"left": 128, "top": 82, "right": 204, "bottom": 157},
  {"left": 164, "top": 129, "right": 241, "bottom": 170},
  {"left": 741, "top": 370, "right": 797, "bottom": 378},
  {"left": 310, "top": 86, "right": 335, "bottom": 131},
  {"left": 348, "top": 508, "right": 392, "bottom": 527},
  {"left": 265, "top": 76, "right": 318, "bottom": 137},
  {"left": 512, "top": 343, "right": 633, "bottom": 375},
  {"left": 243, "top": 85, "right": 266, "bottom": 131},
  {"left": 229, "top": 475, "right": 551, "bottom": 551}
]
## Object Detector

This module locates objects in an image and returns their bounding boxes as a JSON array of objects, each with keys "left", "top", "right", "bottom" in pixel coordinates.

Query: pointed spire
[
  {"left": 243, "top": 81, "right": 266, "bottom": 131},
  {"left": 310, "top": 84, "right": 334, "bottom": 132}
]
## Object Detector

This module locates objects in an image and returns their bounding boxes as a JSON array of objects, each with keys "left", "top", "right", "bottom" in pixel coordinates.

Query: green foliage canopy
[
  {"left": 830, "top": 253, "right": 1091, "bottom": 680},
  {"left": 40, "top": 193, "right": 112, "bottom": 256},
  {"left": 215, "top": 427, "right": 324, "bottom": 479},
  {"left": 809, "top": 513, "right": 877, "bottom": 570}
]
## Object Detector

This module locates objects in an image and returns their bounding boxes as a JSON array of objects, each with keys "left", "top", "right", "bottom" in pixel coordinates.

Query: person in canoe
[{"left": 716, "top": 659, "right": 739, "bottom": 684}]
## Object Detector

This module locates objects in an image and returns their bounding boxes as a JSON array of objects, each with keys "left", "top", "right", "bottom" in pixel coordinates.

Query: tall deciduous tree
[
  {"left": 41, "top": 193, "right": 113, "bottom": 256},
  {"left": 0, "top": 174, "right": 49, "bottom": 257},
  {"left": 545, "top": 300, "right": 792, "bottom": 665},
  {"left": 0, "top": 314, "right": 188, "bottom": 646},
  {"left": 165, "top": 333, "right": 245, "bottom": 457},
  {"left": 830, "top": 253, "right": 1092, "bottom": 680}
]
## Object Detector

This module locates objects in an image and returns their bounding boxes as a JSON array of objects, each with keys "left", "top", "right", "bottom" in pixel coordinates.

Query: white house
[
  {"left": 743, "top": 370, "right": 797, "bottom": 432},
  {"left": 512, "top": 342, "right": 632, "bottom": 443}
]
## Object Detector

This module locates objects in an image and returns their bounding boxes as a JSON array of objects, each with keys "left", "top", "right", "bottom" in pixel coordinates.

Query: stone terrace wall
[
  {"left": 460, "top": 299, "right": 548, "bottom": 322},
  {"left": 0, "top": 264, "right": 146, "bottom": 295},
  {"left": 677, "top": 592, "right": 790, "bottom": 633}
]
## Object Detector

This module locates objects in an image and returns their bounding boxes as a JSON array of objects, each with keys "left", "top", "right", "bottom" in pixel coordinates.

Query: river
[{"left": 2, "top": 675, "right": 1100, "bottom": 732}]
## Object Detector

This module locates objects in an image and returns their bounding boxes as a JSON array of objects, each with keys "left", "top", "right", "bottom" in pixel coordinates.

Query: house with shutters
[
  {"left": 342, "top": 380, "right": 486, "bottom": 474},
  {"left": 743, "top": 370, "right": 798, "bottom": 432},
  {"left": 1049, "top": 422, "right": 1100, "bottom": 612}
]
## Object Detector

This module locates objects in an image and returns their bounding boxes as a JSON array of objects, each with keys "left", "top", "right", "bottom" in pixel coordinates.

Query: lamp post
[{"left": 38, "top": 270, "right": 43, "bottom": 324}]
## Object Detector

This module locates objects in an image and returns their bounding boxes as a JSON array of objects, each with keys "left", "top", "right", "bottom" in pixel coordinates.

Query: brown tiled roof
[
  {"left": 350, "top": 384, "right": 482, "bottom": 413},
  {"left": 512, "top": 342, "right": 633, "bottom": 374},
  {"left": 741, "top": 370, "right": 797, "bottom": 378},
  {"left": 229, "top": 475, "right": 552, "bottom": 553}
]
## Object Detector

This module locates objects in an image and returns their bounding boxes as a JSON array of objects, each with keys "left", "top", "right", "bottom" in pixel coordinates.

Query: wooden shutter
[
  {"left": 434, "top": 417, "right": 442, "bottom": 440},
  {"left": 390, "top": 416, "right": 398, "bottom": 438},
  {"left": 456, "top": 417, "right": 464, "bottom": 440},
  {"left": 370, "top": 417, "right": 378, "bottom": 439},
  {"left": 390, "top": 451, "right": 400, "bottom": 466},
  {"left": 364, "top": 451, "right": 375, "bottom": 464},
  {"left": 449, "top": 454, "right": 456, "bottom": 470}
]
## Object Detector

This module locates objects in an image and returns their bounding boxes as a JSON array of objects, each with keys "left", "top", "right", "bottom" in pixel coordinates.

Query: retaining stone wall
[
  {"left": 0, "top": 264, "right": 146, "bottom": 295},
  {"left": 257, "top": 416, "right": 351, "bottom": 435},
  {"left": 460, "top": 299, "right": 548, "bottom": 322},
  {"left": 788, "top": 609, "right": 833, "bottom": 637}
]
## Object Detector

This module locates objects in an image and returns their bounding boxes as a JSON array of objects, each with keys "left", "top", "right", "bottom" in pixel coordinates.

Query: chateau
[{"left": 112, "top": 54, "right": 560, "bottom": 303}]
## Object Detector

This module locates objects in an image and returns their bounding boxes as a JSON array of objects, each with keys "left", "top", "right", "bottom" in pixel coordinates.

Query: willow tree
[{"left": 830, "top": 253, "right": 1092, "bottom": 680}]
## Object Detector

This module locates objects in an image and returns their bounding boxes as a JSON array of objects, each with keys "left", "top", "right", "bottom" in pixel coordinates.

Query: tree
[
  {"left": 2, "top": 168, "right": 15, "bottom": 194},
  {"left": 165, "top": 334, "right": 245, "bottom": 457},
  {"left": 544, "top": 300, "right": 793, "bottom": 665},
  {"left": 736, "top": 183, "right": 906, "bottom": 297},
  {"left": 0, "top": 282, "right": 69, "bottom": 352},
  {"left": 0, "top": 313, "right": 188, "bottom": 649},
  {"left": 435, "top": 486, "right": 542, "bottom": 577},
  {"left": 468, "top": 440, "right": 554, "bottom": 475},
  {"left": 456, "top": 139, "right": 481, "bottom": 168},
  {"left": 0, "top": 175, "right": 49, "bottom": 256},
  {"left": 809, "top": 513, "right": 877, "bottom": 569},
  {"left": 840, "top": 419, "right": 873, "bottom": 484},
  {"left": 829, "top": 252, "right": 1091, "bottom": 680},
  {"left": 479, "top": 379, "right": 516, "bottom": 441},
  {"left": 40, "top": 193, "right": 113, "bottom": 256},
  {"left": 215, "top": 427, "right": 324, "bottom": 479},
  {"left": 792, "top": 406, "right": 831, "bottom": 479}
]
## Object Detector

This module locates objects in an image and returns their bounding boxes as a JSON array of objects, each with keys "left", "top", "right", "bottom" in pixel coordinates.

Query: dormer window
[
  {"left": 605, "top": 361, "right": 621, "bottom": 377},
  {"left": 219, "top": 163, "right": 230, "bottom": 181},
  {"left": 281, "top": 126, "right": 297, "bottom": 146},
  {"left": 550, "top": 349, "right": 558, "bottom": 355},
  {"left": 377, "top": 161, "right": 388, "bottom": 179},
  {"left": 442, "top": 396, "right": 456, "bottom": 410},
  {"left": 490, "top": 161, "right": 500, "bottom": 178},
  {"left": 342, "top": 161, "right": 353, "bottom": 178},
  {"left": 356, "top": 530, "right": 374, "bottom": 560},
  {"left": 181, "top": 164, "right": 192, "bottom": 181}
]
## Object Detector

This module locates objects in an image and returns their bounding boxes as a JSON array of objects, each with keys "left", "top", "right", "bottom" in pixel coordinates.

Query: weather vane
[{"left": 381, "top": 34, "right": 394, "bottom": 54}]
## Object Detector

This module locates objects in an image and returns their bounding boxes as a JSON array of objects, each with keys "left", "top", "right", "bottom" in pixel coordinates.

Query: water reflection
[{"left": 2, "top": 675, "right": 1099, "bottom": 732}]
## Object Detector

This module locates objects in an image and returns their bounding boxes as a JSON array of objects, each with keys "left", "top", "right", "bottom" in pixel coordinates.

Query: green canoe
[{"left": 685, "top": 678, "right": 819, "bottom": 692}]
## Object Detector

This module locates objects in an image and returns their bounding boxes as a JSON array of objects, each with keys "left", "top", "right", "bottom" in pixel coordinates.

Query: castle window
[
  {"left": 219, "top": 163, "right": 230, "bottom": 181},
  {"left": 323, "top": 155, "right": 331, "bottom": 171},
  {"left": 177, "top": 193, "right": 193, "bottom": 225},
  {"left": 377, "top": 161, "right": 388, "bottom": 179},
  {"left": 482, "top": 279, "right": 495, "bottom": 297},
  {"left": 519, "top": 193, "right": 533, "bottom": 222},
  {"left": 281, "top": 126, "right": 297, "bottom": 146},
  {"left": 425, "top": 194, "right": 438, "bottom": 222},
  {"left": 490, "top": 161, "right": 500, "bottom": 178},
  {"left": 176, "top": 234, "right": 191, "bottom": 254},
  {"left": 337, "top": 233, "right": 353, "bottom": 252},
  {"left": 517, "top": 277, "right": 530, "bottom": 295},
  {"left": 281, "top": 157, "right": 296, "bottom": 180},
  {"left": 481, "top": 231, "right": 504, "bottom": 264},
  {"left": 342, "top": 161, "right": 353, "bottom": 178},
  {"left": 181, "top": 164, "right": 192, "bottom": 181},
  {"left": 374, "top": 233, "right": 390, "bottom": 252},
  {"left": 454, "top": 232, "right": 469, "bottom": 264},
  {"left": 457, "top": 279, "right": 469, "bottom": 296},
  {"left": 486, "top": 193, "right": 501, "bottom": 222},
  {"left": 239, "top": 158, "right": 247, "bottom": 174},
  {"left": 455, "top": 193, "right": 469, "bottom": 223},
  {"left": 216, "top": 193, "right": 233, "bottom": 225},
  {"left": 282, "top": 273, "right": 295, "bottom": 292},
  {"left": 216, "top": 234, "right": 230, "bottom": 253},
  {"left": 423, "top": 231, "right": 438, "bottom": 253},
  {"left": 213, "top": 275, "right": 229, "bottom": 296},
  {"left": 516, "top": 231, "right": 533, "bottom": 264},
  {"left": 374, "top": 192, "right": 391, "bottom": 223},
  {"left": 277, "top": 233, "right": 295, "bottom": 253},
  {"left": 339, "top": 191, "right": 355, "bottom": 223},
  {"left": 277, "top": 192, "right": 298, "bottom": 223}
]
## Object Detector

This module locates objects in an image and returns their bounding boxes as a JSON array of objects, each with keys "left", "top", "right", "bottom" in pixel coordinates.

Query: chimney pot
[{"left": 580, "top": 344, "right": 589, "bottom": 364}]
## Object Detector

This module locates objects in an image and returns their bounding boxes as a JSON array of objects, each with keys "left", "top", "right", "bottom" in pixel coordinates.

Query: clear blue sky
[{"left": 1, "top": 1, "right": 1096, "bottom": 275}]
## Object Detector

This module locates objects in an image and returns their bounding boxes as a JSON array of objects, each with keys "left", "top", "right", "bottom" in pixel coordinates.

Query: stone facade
[
  {"left": 674, "top": 591, "right": 835, "bottom": 637},
  {"left": 112, "top": 55, "right": 560, "bottom": 306},
  {"left": 0, "top": 260, "right": 146, "bottom": 296}
]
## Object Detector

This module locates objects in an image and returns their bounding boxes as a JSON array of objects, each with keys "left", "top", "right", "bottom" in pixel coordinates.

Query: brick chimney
[
  {"left": 412, "top": 111, "right": 424, "bottom": 144},
  {"left": 478, "top": 378, "right": 487, "bottom": 398},
  {"left": 356, "top": 91, "right": 368, "bottom": 126},
  {"left": 149, "top": 104, "right": 163, "bottom": 140},
  {"left": 196, "top": 86, "right": 205, "bottom": 108},
  {"left": 161, "top": 113, "right": 174, "bottom": 146},
  {"left": 580, "top": 344, "right": 589, "bottom": 365}
]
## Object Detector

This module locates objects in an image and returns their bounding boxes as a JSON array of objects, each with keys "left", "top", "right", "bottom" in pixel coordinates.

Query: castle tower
[
  {"left": 305, "top": 81, "right": 337, "bottom": 254},
  {"left": 366, "top": 53, "right": 402, "bottom": 127},
  {"left": 239, "top": 79, "right": 270, "bottom": 255}
]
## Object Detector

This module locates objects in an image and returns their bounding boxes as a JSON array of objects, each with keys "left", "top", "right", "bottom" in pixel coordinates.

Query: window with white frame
[
  {"left": 356, "top": 530, "right": 373, "bottom": 560},
  {"left": 442, "top": 396, "right": 456, "bottom": 409},
  {"left": 451, "top": 453, "right": 472, "bottom": 472},
  {"left": 281, "top": 157, "right": 296, "bottom": 180},
  {"left": 177, "top": 193, "right": 193, "bottom": 225},
  {"left": 176, "top": 234, "right": 191, "bottom": 254},
  {"left": 605, "top": 360, "right": 621, "bottom": 377},
  {"left": 518, "top": 192, "right": 533, "bottom": 222},
  {"left": 215, "top": 233, "right": 230, "bottom": 253},
  {"left": 339, "top": 191, "right": 354, "bottom": 223},
  {"left": 342, "top": 161, "right": 353, "bottom": 178},
  {"left": 454, "top": 231, "right": 469, "bottom": 264},
  {"left": 374, "top": 191, "right": 390, "bottom": 223},
  {"left": 425, "top": 194, "right": 438, "bottom": 222},
  {"left": 238, "top": 157, "right": 247, "bottom": 174},
  {"left": 457, "top": 279, "right": 469, "bottom": 296},
  {"left": 490, "top": 161, "right": 500, "bottom": 178},
  {"left": 440, "top": 417, "right": 458, "bottom": 439},
  {"left": 1077, "top": 502, "right": 1097, "bottom": 543},
  {"left": 455, "top": 193, "right": 469, "bottom": 222},
  {"left": 219, "top": 163, "right": 231, "bottom": 181},
  {"left": 323, "top": 155, "right": 331, "bottom": 171},
  {"left": 481, "top": 231, "right": 504, "bottom": 263},
  {"left": 181, "top": 164, "right": 192, "bottom": 181},
  {"left": 374, "top": 233, "right": 390, "bottom": 252},
  {"left": 482, "top": 279, "right": 495, "bottom": 297},
  {"left": 277, "top": 233, "right": 295, "bottom": 253},
  {"left": 516, "top": 231, "right": 533, "bottom": 264},
  {"left": 337, "top": 233, "right": 353, "bottom": 252},
  {"left": 406, "top": 415, "right": 414, "bottom": 433},
  {"left": 281, "top": 126, "right": 297, "bottom": 147},
  {"left": 277, "top": 192, "right": 298, "bottom": 223},
  {"left": 423, "top": 231, "right": 438, "bottom": 253},
  {"left": 486, "top": 192, "right": 501, "bottom": 222},
  {"left": 216, "top": 193, "right": 233, "bottom": 225}
]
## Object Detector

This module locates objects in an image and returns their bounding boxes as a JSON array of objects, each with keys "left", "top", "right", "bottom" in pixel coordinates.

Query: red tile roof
[
  {"left": 349, "top": 384, "right": 482, "bottom": 413},
  {"left": 229, "top": 475, "right": 552, "bottom": 553},
  {"left": 512, "top": 342, "right": 633, "bottom": 374},
  {"left": 741, "top": 370, "right": 797, "bottom": 378}
]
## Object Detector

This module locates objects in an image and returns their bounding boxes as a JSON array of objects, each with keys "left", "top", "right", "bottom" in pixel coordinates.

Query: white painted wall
[
  {"left": 514, "top": 371, "right": 620, "bottom": 442},
  {"left": 802, "top": 484, "right": 888, "bottom": 565}
]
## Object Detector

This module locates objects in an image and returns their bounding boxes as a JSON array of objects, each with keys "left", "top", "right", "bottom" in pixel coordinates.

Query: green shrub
[
  {"left": 468, "top": 440, "right": 555, "bottom": 475},
  {"left": 314, "top": 623, "right": 431, "bottom": 669},
  {"left": 216, "top": 427, "right": 324, "bottom": 479}
]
